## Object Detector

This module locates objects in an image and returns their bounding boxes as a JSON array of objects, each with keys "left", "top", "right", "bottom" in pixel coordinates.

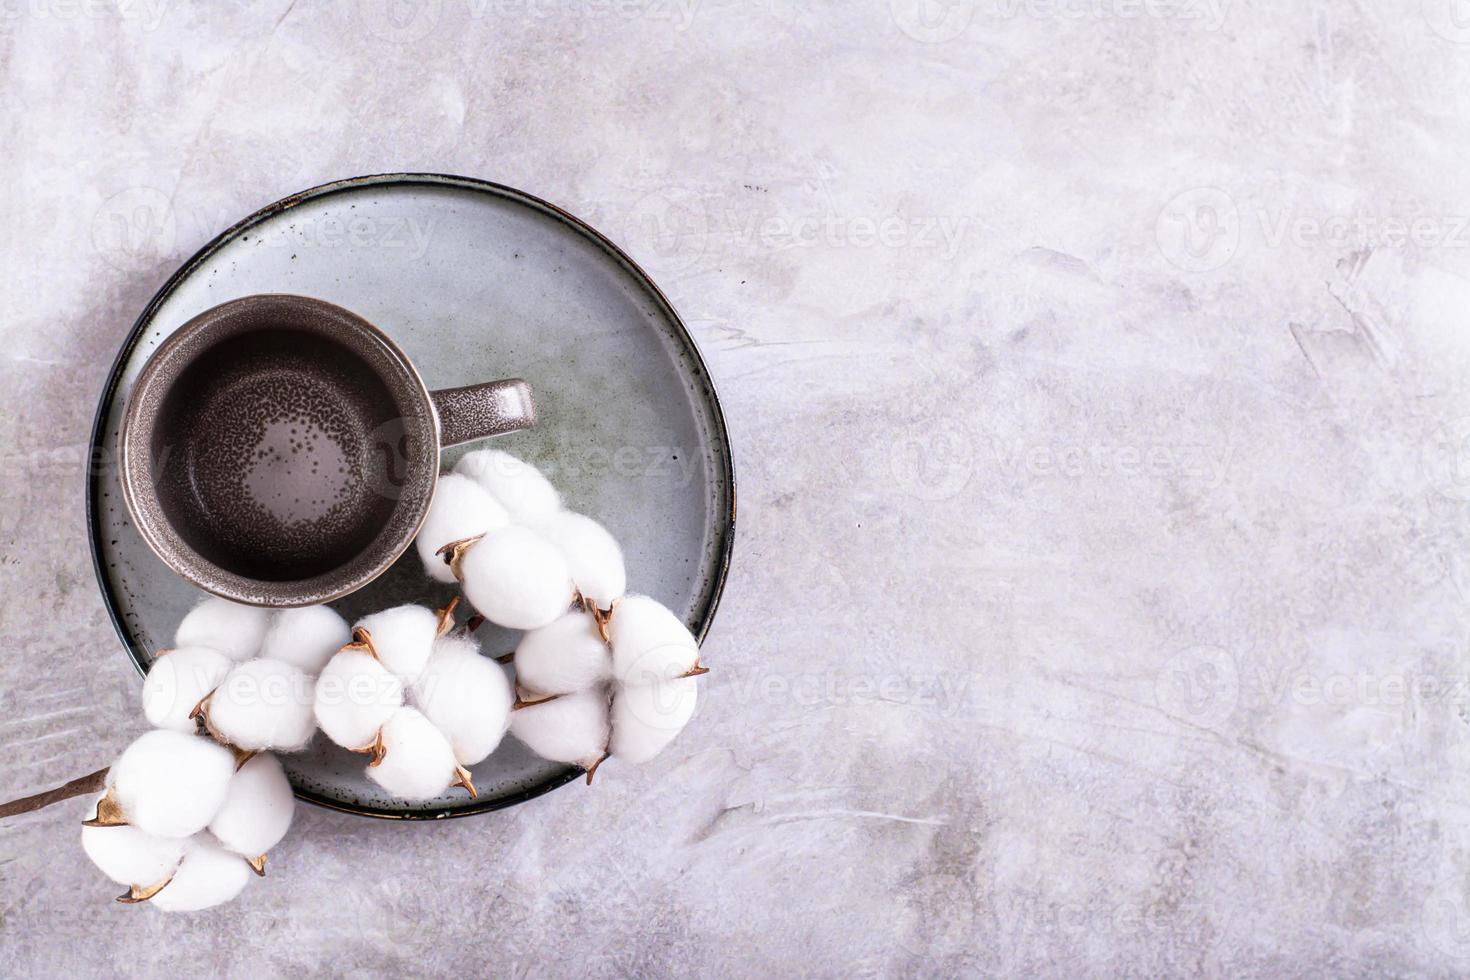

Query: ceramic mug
[{"left": 119, "top": 294, "right": 534, "bottom": 607}]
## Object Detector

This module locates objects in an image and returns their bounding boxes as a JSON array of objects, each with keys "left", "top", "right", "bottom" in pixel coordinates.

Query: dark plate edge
[{"left": 84, "top": 172, "right": 737, "bottom": 821}]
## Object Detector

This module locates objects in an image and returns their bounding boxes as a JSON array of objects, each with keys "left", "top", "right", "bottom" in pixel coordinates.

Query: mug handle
[{"left": 430, "top": 378, "right": 537, "bottom": 447}]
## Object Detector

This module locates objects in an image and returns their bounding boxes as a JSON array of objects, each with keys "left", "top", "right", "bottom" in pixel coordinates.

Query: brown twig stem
[{"left": 0, "top": 767, "right": 108, "bottom": 819}]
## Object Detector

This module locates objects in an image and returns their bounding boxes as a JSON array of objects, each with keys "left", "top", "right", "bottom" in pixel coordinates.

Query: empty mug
[{"left": 119, "top": 293, "right": 534, "bottom": 606}]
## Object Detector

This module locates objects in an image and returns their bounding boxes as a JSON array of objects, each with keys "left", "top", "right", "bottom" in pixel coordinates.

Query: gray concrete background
[{"left": 4, "top": 1, "right": 1470, "bottom": 976}]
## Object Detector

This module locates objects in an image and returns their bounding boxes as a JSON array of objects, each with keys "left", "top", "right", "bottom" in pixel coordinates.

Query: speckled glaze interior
[
  {"left": 87, "top": 174, "right": 735, "bottom": 818},
  {"left": 118, "top": 294, "right": 440, "bottom": 607}
]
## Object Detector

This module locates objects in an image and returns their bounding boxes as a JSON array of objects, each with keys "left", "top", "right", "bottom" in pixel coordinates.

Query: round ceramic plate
[{"left": 86, "top": 174, "right": 734, "bottom": 819}]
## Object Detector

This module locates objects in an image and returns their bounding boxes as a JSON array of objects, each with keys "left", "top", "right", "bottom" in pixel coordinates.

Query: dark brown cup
[{"left": 119, "top": 294, "right": 535, "bottom": 607}]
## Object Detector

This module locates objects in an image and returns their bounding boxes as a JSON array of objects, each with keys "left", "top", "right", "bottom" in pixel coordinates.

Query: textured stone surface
[{"left": 4, "top": 1, "right": 1470, "bottom": 975}]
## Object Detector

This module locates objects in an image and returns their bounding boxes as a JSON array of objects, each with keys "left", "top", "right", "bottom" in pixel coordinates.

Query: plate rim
[{"left": 85, "top": 172, "right": 737, "bottom": 820}]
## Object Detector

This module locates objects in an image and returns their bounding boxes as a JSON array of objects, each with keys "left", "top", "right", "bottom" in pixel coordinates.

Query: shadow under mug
[{"left": 118, "top": 294, "right": 535, "bottom": 607}]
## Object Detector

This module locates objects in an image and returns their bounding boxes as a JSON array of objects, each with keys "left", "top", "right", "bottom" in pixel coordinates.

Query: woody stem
[{"left": 0, "top": 767, "right": 109, "bottom": 819}]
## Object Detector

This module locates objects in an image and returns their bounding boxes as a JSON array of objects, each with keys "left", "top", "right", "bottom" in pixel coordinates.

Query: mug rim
[{"left": 118, "top": 293, "right": 441, "bottom": 607}]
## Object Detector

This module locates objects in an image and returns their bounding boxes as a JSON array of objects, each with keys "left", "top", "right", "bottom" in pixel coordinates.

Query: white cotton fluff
[
  {"left": 313, "top": 648, "right": 405, "bottom": 750},
  {"left": 258, "top": 605, "right": 351, "bottom": 675},
  {"left": 207, "top": 753, "right": 295, "bottom": 858},
  {"left": 81, "top": 799, "right": 186, "bottom": 886},
  {"left": 411, "top": 635, "right": 513, "bottom": 766},
  {"left": 509, "top": 690, "right": 610, "bottom": 768},
  {"left": 108, "top": 730, "right": 236, "bottom": 839},
  {"left": 173, "top": 597, "right": 272, "bottom": 662},
  {"left": 459, "top": 525, "right": 573, "bottom": 630},
  {"left": 367, "top": 707, "right": 460, "bottom": 801},
  {"left": 355, "top": 604, "right": 440, "bottom": 682},
  {"left": 514, "top": 611, "right": 611, "bottom": 696},
  {"left": 530, "top": 511, "right": 627, "bottom": 610},
  {"left": 415, "top": 473, "right": 511, "bottom": 584},
  {"left": 142, "top": 646, "right": 232, "bottom": 733},
  {"left": 454, "top": 449, "right": 562, "bottom": 523},
  {"left": 610, "top": 677, "right": 699, "bottom": 764},
  {"left": 148, "top": 835, "right": 252, "bottom": 912},
  {"left": 206, "top": 659, "right": 317, "bottom": 753},
  {"left": 608, "top": 595, "right": 701, "bottom": 686}
]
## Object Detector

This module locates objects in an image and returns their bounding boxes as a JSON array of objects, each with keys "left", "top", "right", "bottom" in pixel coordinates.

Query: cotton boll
[
  {"left": 459, "top": 525, "right": 572, "bottom": 630},
  {"left": 608, "top": 595, "right": 701, "bottom": 686},
  {"left": 147, "top": 835, "right": 252, "bottom": 912},
  {"left": 509, "top": 690, "right": 610, "bottom": 769},
  {"left": 610, "top": 677, "right": 698, "bottom": 764},
  {"left": 206, "top": 659, "right": 317, "bottom": 753},
  {"left": 174, "top": 597, "right": 272, "bottom": 662},
  {"left": 208, "top": 753, "right": 294, "bottom": 859},
  {"left": 410, "top": 635, "right": 513, "bottom": 766},
  {"left": 454, "top": 449, "right": 561, "bottom": 522},
  {"left": 514, "top": 611, "right": 611, "bottom": 696},
  {"left": 355, "top": 604, "right": 441, "bottom": 682},
  {"left": 259, "top": 605, "right": 351, "bottom": 675},
  {"left": 107, "top": 730, "right": 236, "bottom": 839},
  {"left": 367, "top": 707, "right": 463, "bottom": 801},
  {"left": 530, "top": 511, "right": 626, "bottom": 609},
  {"left": 82, "top": 797, "right": 186, "bottom": 886},
  {"left": 142, "top": 647, "right": 232, "bottom": 733},
  {"left": 313, "top": 648, "right": 405, "bottom": 750},
  {"left": 416, "top": 474, "right": 510, "bottom": 583}
]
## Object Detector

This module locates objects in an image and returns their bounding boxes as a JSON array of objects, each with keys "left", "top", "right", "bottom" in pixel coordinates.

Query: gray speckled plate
[{"left": 86, "top": 174, "right": 735, "bottom": 819}]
